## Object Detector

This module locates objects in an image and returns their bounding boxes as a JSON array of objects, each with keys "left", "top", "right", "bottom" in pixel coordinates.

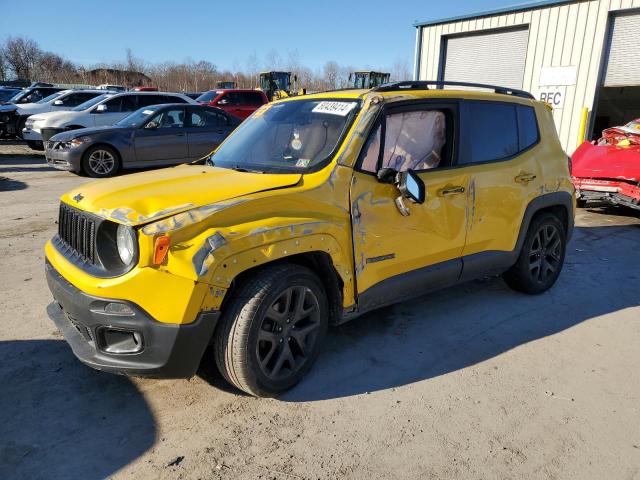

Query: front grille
[{"left": 58, "top": 203, "right": 96, "bottom": 264}]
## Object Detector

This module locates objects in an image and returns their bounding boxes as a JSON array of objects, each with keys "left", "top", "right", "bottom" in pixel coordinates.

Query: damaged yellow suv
[{"left": 46, "top": 81, "right": 574, "bottom": 397}]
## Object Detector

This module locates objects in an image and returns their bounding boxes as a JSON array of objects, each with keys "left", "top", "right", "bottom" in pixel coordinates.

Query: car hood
[
  {"left": 30, "top": 110, "right": 84, "bottom": 126},
  {"left": 61, "top": 165, "right": 302, "bottom": 226},
  {"left": 17, "top": 103, "right": 49, "bottom": 115},
  {"left": 572, "top": 141, "right": 640, "bottom": 181},
  {"left": 51, "top": 125, "right": 127, "bottom": 141},
  {"left": 0, "top": 104, "right": 17, "bottom": 113}
]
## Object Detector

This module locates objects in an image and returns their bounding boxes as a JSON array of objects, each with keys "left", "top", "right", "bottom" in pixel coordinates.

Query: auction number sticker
[{"left": 312, "top": 101, "right": 357, "bottom": 116}]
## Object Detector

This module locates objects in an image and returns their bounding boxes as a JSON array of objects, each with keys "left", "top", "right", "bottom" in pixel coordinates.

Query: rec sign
[{"left": 539, "top": 87, "right": 566, "bottom": 109}]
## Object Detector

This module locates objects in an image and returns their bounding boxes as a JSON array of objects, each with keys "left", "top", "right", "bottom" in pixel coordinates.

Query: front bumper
[
  {"left": 22, "top": 127, "right": 42, "bottom": 142},
  {"left": 45, "top": 143, "right": 83, "bottom": 172},
  {"left": 45, "top": 260, "right": 219, "bottom": 378}
]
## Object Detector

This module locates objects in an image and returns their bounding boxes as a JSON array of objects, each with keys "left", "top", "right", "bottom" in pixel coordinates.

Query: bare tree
[
  {"left": 391, "top": 57, "right": 411, "bottom": 82},
  {"left": 4, "top": 36, "right": 41, "bottom": 80},
  {"left": 322, "top": 61, "right": 340, "bottom": 90},
  {"left": 264, "top": 49, "right": 282, "bottom": 71},
  {"left": 0, "top": 48, "right": 7, "bottom": 81}
]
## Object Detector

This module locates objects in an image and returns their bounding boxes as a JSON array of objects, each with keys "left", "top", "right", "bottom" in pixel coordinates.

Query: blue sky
[{"left": 0, "top": 0, "right": 526, "bottom": 71}]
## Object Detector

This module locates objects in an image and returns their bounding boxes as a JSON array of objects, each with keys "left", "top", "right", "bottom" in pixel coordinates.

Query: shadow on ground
[
  {"left": 0, "top": 339, "right": 156, "bottom": 480},
  {"left": 0, "top": 177, "right": 27, "bottom": 191},
  {"left": 282, "top": 223, "right": 640, "bottom": 402},
  {"left": 0, "top": 155, "right": 56, "bottom": 174}
]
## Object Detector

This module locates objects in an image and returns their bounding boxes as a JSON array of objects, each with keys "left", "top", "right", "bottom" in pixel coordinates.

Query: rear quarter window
[{"left": 460, "top": 101, "right": 539, "bottom": 165}]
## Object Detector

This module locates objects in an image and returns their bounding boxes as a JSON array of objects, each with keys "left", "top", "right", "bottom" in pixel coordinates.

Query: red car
[
  {"left": 572, "top": 118, "right": 640, "bottom": 211},
  {"left": 195, "top": 89, "right": 268, "bottom": 119}
]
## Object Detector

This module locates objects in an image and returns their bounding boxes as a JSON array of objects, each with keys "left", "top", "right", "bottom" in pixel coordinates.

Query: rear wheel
[
  {"left": 576, "top": 198, "right": 587, "bottom": 208},
  {"left": 214, "top": 264, "right": 328, "bottom": 397},
  {"left": 82, "top": 145, "right": 120, "bottom": 178},
  {"left": 503, "top": 213, "right": 566, "bottom": 294}
]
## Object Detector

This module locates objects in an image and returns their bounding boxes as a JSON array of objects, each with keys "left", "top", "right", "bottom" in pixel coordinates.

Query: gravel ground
[{"left": 1, "top": 143, "right": 639, "bottom": 480}]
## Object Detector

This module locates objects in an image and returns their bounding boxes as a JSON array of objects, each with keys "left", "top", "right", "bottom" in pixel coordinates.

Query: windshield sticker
[
  {"left": 312, "top": 101, "right": 357, "bottom": 116},
  {"left": 295, "top": 158, "right": 311, "bottom": 168},
  {"left": 142, "top": 110, "right": 155, "bottom": 115}
]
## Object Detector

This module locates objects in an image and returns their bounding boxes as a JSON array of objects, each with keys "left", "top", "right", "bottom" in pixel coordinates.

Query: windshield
[
  {"left": 8, "top": 90, "right": 26, "bottom": 103},
  {"left": 73, "top": 94, "right": 110, "bottom": 111},
  {"left": 260, "top": 73, "right": 289, "bottom": 92},
  {"left": 210, "top": 99, "right": 360, "bottom": 173},
  {"left": 196, "top": 91, "right": 222, "bottom": 103},
  {"left": 37, "top": 91, "right": 65, "bottom": 104},
  {"left": 116, "top": 105, "right": 161, "bottom": 127},
  {"left": 0, "top": 89, "right": 20, "bottom": 102}
]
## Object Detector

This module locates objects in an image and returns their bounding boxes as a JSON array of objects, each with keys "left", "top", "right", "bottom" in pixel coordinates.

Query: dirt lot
[{"left": 1, "top": 143, "right": 639, "bottom": 480}]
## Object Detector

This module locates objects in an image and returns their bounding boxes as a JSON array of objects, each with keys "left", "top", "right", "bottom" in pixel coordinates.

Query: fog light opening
[{"left": 97, "top": 327, "right": 143, "bottom": 354}]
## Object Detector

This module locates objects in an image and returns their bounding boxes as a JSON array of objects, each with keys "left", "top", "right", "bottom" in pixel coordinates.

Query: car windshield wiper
[{"left": 230, "top": 165, "right": 265, "bottom": 174}]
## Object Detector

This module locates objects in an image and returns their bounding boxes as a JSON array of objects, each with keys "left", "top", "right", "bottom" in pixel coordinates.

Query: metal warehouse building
[{"left": 412, "top": 0, "right": 640, "bottom": 153}]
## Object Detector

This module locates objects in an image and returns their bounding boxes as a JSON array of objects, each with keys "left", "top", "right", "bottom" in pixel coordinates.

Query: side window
[
  {"left": 167, "top": 95, "right": 188, "bottom": 104},
  {"left": 61, "top": 93, "right": 95, "bottom": 106},
  {"left": 189, "top": 109, "right": 227, "bottom": 127},
  {"left": 138, "top": 95, "right": 162, "bottom": 107},
  {"left": 151, "top": 108, "right": 185, "bottom": 129},
  {"left": 462, "top": 102, "right": 519, "bottom": 164},
  {"left": 517, "top": 105, "right": 539, "bottom": 151},
  {"left": 359, "top": 109, "right": 449, "bottom": 173},
  {"left": 360, "top": 123, "right": 381, "bottom": 173},
  {"left": 104, "top": 97, "right": 124, "bottom": 112},
  {"left": 244, "top": 92, "right": 264, "bottom": 105},
  {"left": 120, "top": 95, "right": 138, "bottom": 112},
  {"left": 225, "top": 92, "right": 241, "bottom": 105}
]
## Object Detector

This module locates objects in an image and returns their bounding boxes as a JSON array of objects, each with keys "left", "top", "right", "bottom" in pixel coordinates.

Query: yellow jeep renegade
[{"left": 45, "top": 81, "right": 574, "bottom": 397}]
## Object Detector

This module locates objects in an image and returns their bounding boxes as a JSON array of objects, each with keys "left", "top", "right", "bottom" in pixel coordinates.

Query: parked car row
[{"left": 1, "top": 82, "right": 274, "bottom": 179}]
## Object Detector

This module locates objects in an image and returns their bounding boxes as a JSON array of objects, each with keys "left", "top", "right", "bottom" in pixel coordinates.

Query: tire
[
  {"left": 214, "top": 263, "right": 329, "bottom": 397},
  {"left": 503, "top": 213, "right": 567, "bottom": 294},
  {"left": 576, "top": 199, "right": 587, "bottom": 208},
  {"left": 16, "top": 117, "right": 27, "bottom": 139},
  {"left": 81, "top": 145, "right": 120, "bottom": 178},
  {"left": 26, "top": 140, "right": 44, "bottom": 151}
]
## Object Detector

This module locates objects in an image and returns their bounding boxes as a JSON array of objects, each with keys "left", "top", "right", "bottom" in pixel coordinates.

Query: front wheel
[
  {"left": 503, "top": 213, "right": 567, "bottom": 294},
  {"left": 82, "top": 145, "right": 120, "bottom": 178},
  {"left": 26, "top": 140, "right": 44, "bottom": 151},
  {"left": 214, "top": 264, "right": 328, "bottom": 397}
]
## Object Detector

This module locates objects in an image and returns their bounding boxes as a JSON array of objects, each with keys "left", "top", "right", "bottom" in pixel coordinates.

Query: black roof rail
[{"left": 372, "top": 80, "right": 535, "bottom": 100}]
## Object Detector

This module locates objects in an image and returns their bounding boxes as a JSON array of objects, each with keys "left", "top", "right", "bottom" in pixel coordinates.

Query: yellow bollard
[{"left": 577, "top": 107, "right": 589, "bottom": 145}]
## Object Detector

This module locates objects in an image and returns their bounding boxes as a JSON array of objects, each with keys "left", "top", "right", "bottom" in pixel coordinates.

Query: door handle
[
  {"left": 176, "top": 132, "right": 185, "bottom": 137},
  {"left": 515, "top": 173, "right": 537, "bottom": 183},
  {"left": 438, "top": 186, "right": 466, "bottom": 197}
]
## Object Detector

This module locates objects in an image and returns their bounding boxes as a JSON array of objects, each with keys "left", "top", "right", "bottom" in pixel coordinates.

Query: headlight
[
  {"left": 116, "top": 224, "right": 136, "bottom": 265},
  {"left": 70, "top": 136, "right": 90, "bottom": 148}
]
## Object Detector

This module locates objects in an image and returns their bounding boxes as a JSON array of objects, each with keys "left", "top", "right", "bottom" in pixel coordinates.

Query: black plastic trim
[{"left": 45, "top": 260, "right": 218, "bottom": 378}]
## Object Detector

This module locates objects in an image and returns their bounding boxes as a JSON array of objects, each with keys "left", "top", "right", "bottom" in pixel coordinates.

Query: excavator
[
  {"left": 216, "top": 81, "right": 236, "bottom": 89},
  {"left": 259, "top": 71, "right": 301, "bottom": 101},
  {"left": 350, "top": 71, "right": 391, "bottom": 89}
]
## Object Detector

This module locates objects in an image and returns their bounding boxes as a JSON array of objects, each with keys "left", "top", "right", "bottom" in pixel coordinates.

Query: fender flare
[{"left": 514, "top": 191, "right": 574, "bottom": 258}]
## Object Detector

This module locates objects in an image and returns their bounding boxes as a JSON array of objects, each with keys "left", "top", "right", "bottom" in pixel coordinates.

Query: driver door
[
  {"left": 350, "top": 102, "right": 470, "bottom": 311},
  {"left": 134, "top": 107, "right": 189, "bottom": 162}
]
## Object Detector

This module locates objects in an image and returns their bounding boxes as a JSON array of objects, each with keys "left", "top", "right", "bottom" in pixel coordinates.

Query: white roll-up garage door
[
  {"left": 442, "top": 27, "right": 529, "bottom": 90},
  {"left": 604, "top": 12, "right": 640, "bottom": 87}
]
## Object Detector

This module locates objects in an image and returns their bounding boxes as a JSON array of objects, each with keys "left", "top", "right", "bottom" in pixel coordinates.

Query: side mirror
[
  {"left": 94, "top": 104, "right": 107, "bottom": 113},
  {"left": 53, "top": 99, "right": 63, "bottom": 106},
  {"left": 377, "top": 167, "right": 425, "bottom": 216},
  {"left": 397, "top": 170, "right": 425, "bottom": 204}
]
